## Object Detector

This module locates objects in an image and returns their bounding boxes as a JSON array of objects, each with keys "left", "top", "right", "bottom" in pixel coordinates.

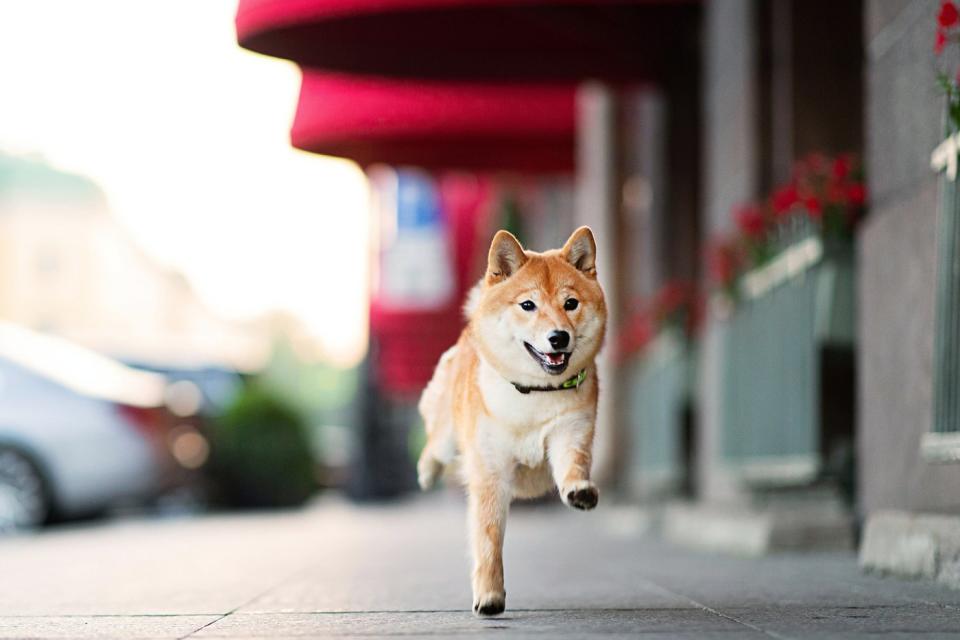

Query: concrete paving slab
[
  {"left": 632, "top": 543, "right": 960, "bottom": 610},
  {"left": 240, "top": 501, "right": 691, "bottom": 614},
  {"left": 0, "top": 615, "right": 218, "bottom": 639},
  {"left": 723, "top": 604, "right": 960, "bottom": 635},
  {"left": 189, "top": 635, "right": 765, "bottom": 640},
  {"left": 0, "top": 512, "right": 331, "bottom": 615},
  {"left": 192, "top": 610, "right": 746, "bottom": 637},
  {"left": 2, "top": 496, "right": 960, "bottom": 638}
]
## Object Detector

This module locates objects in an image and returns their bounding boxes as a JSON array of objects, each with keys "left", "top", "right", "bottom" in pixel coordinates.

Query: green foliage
[
  {"left": 936, "top": 72, "right": 960, "bottom": 134},
  {"left": 498, "top": 191, "right": 526, "bottom": 245},
  {"left": 260, "top": 333, "right": 359, "bottom": 417},
  {"left": 208, "top": 382, "right": 316, "bottom": 508}
]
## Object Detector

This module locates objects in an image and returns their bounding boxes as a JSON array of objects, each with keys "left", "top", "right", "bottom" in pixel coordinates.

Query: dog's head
[{"left": 469, "top": 227, "right": 607, "bottom": 385}]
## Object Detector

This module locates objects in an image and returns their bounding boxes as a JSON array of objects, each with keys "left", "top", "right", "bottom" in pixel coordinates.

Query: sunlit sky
[{"left": 0, "top": 1, "right": 370, "bottom": 365}]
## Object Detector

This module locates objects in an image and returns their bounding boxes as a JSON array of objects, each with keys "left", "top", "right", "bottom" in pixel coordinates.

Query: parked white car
[{"left": 0, "top": 323, "right": 170, "bottom": 532}]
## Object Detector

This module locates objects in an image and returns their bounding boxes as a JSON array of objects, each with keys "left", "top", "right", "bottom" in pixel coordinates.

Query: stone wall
[{"left": 859, "top": 0, "right": 960, "bottom": 515}]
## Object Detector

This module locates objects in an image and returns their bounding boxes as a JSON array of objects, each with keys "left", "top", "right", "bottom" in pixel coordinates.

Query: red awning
[
  {"left": 237, "top": 0, "right": 698, "bottom": 81},
  {"left": 292, "top": 72, "right": 576, "bottom": 172}
]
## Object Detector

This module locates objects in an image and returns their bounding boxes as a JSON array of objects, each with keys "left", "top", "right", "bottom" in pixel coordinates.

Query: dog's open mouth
[{"left": 524, "top": 342, "right": 570, "bottom": 375}]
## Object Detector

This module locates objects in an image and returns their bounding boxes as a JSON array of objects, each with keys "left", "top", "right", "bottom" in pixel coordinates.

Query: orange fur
[{"left": 418, "top": 227, "right": 607, "bottom": 616}]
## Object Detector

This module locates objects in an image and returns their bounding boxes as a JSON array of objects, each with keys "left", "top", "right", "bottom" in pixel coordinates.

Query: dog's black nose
[{"left": 548, "top": 330, "right": 570, "bottom": 350}]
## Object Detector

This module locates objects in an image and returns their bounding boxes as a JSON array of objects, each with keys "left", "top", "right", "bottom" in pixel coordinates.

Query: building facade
[
  {"left": 640, "top": 0, "right": 960, "bottom": 582},
  {"left": 0, "top": 153, "right": 267, "bottom": 371},
  {"left": 857, "top": 0, "right": 960, "bottom": 586}
]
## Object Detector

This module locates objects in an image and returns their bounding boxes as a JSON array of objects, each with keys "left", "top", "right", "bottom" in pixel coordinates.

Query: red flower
[
  {"left": 735, "top": 204, "right": 767, "bottom": 239},
  {"left": 846, "top": 183, "right": 866, "bottom": 207},
  {"left": 804, "top": 152, "right": 827, "bottom": 173},
  {"left": 936, "top": 29, "right": 948, "bottom": 54},
  {"left": 803, "top": 196, "right": 823, "bottom": 219},
  {"left": 939, "top": 1, "right": 959, "bottom": 28},
  {"left": 826, "top": 182, "right": 847, "bottom": 205},
  {"left": 708, "top": 241, "right": 741, "bottom": 288},
  {"left": 654, "top": 281, "right": 689, "bottom": 316},
  {"left": 832, "top": 155, "right": 851, "bottom": 180},
  {"left": 616, "top": 312, "right": 655, "bottom": 361},
  {"left": 771, "top": 185, "right": 800, "bottom": 217}
]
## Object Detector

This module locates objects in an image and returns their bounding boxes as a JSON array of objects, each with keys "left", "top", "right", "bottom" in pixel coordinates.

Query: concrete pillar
[
  {"left": 859, "top": 0, "right": 960, "bottom": 515},
  {"left": 698, "top": 0, "right": 760, "bottom": 504},
  {"left": 575, "top": 82, "right": 622, "bottom": 486},
  {"left": 622, "top": 89, "right": 667, "bottom": 303}
]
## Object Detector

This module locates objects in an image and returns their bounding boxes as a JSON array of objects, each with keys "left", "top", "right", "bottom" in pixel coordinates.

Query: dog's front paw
[
  {"left": 472, "top": 591, "right": 506, "bottom": 617},
  {"left": 562, "top": 480, "right": 599, "bottom": 511}
]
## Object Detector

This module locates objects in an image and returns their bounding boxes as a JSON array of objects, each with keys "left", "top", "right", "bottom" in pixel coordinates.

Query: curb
[{"left": 860, "top": 510, "right": 960, "bottom": 589}]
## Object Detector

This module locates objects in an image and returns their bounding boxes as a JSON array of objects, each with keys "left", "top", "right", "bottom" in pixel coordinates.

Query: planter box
[
  {"left": 719, "top": 235, "right": 856, "bottom": 486},
  {"left": 626, "top": 329, "right": 695, "bottom": 498}
]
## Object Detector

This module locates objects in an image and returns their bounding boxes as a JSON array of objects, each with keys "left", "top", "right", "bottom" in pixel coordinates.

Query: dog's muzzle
[{"left": 523, "top": 341, "right": 570, "bottom": 375}]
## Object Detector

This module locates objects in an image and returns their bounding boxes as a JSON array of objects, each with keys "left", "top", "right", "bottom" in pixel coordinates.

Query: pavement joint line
[
  {"left": 179, "top": 562, "right": 322, "bottom": 639},
  {"left": 624, "top": 577, "right": 793, "bottom": 640},
  {"left": 216, "top": 607, "right": 702, "bottom": 615},
  {"left": 0, "top": 614, "right": 226, "bottom": 618},
  {"left": 666, "top": 601, "right": 792, "bottom": 640},
  {"left": 178, "top": 615, "right": 227, "bottom": 640},
  {"left": 0, "top": 604, "right": 921, "bottom": 618},
  {"left": 846, "top": 582, "right": 960, "bottom": 612},
  {"left": 673, "top": 601, "right": 791, "bottom": 640}
]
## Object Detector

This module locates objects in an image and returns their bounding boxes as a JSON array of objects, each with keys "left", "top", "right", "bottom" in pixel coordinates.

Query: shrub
[{"left": 208, "top": 383, "right": 315, "bottom": 508}]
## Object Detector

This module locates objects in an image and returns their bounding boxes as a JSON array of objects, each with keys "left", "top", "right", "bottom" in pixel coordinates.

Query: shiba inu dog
[{"left": 417, "top": 226, "right": 607, "bottom": 616}]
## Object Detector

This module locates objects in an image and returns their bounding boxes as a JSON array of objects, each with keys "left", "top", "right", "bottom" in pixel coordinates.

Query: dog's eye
[
  {"left": 519, "top": 300, "right": 537, "bottom": 312},
  {"left": 564, "top": 298, "right": 580, "bottom": 311}
]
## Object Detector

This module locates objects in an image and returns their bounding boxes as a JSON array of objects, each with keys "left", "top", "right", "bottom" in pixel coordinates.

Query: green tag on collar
[{"left": 561, "top": 369, "right": 587, "bottom": 389}]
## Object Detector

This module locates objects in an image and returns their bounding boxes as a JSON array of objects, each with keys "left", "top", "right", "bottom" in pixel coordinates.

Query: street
[{"left": 1, "top": 495, "right": 959, "bottom": 639}]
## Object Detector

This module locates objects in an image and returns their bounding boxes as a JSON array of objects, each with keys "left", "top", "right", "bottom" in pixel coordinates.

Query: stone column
[
  {"left": 575, "top": 82, "right": 623, "bottom": 486},
  {"left": 698, "top": 0, "right": 760, "bottom": 504}
]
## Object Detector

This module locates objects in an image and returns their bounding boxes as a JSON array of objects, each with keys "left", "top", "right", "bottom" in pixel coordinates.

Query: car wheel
[{"left": 0, "top": 447, "right": 49, "bottom": 533}]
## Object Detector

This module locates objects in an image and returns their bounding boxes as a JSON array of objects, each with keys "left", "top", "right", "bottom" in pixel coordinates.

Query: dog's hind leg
[
  {"left": 417, "top": 346, "right": 458, "bottom": 490},
  {"left": 417, "top": 420, "right": 456, "bottom": 490}
]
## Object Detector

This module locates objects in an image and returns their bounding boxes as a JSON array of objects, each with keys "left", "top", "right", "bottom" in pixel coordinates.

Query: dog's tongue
[{"left": 545, "top": 352, "right": 565, "bottom": 365}]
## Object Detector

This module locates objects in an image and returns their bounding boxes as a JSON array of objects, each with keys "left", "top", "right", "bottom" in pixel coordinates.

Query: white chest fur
[{"left": 475, "top": 358, "right": 595, "bottom": 469}]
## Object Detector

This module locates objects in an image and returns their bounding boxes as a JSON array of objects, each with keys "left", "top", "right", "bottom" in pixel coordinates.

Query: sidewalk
[{"left": 1, "top": 495, "right": 959, "bottom": 638}]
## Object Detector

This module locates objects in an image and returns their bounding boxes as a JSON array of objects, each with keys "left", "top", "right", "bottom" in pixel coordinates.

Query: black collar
[{"left": 512, "top": 369, "right": 587, "bottom": 394}]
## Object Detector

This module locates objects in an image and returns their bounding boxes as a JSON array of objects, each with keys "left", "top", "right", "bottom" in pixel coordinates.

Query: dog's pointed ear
[
  {"left": 486, "top": 230, "right": 527, "bottom": 284},
  {"left": 562, "top": 226, "right": 597, "bottom": 277}
]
